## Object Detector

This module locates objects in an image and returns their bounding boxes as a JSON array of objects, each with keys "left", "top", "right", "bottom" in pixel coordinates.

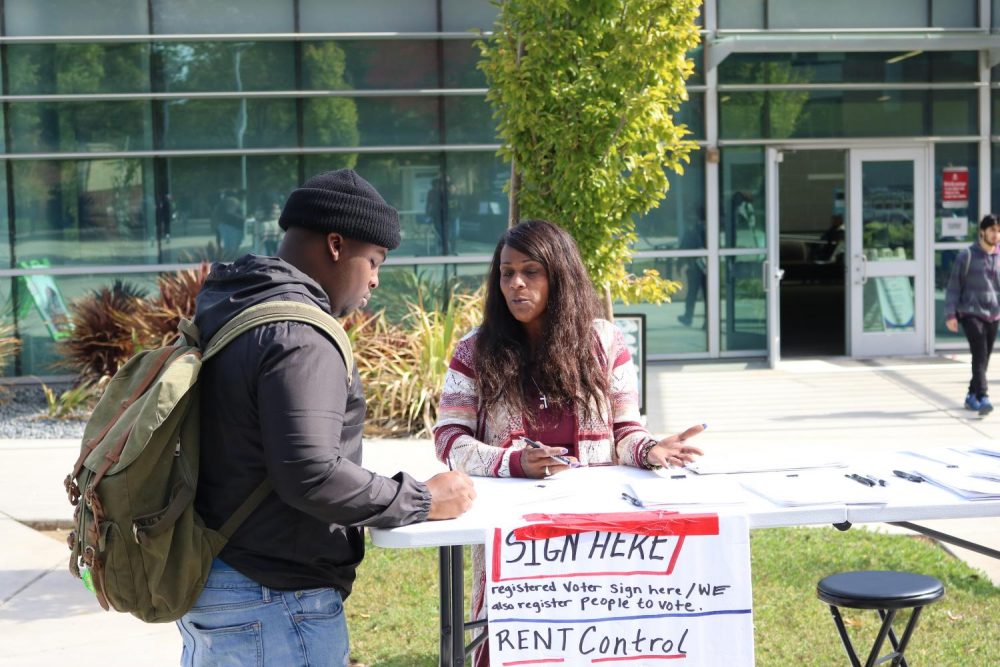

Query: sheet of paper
[
  {"left": 740, "top": 473, "right": 888, "bottom": 507},
  {"left": 908, "top": 467, "right": 1000, "bottom": 500},
  {"left": 627, "top": 475, "right": 749, "bottom": 507},
  {"left": 684, "top": 453, "right": 846, "bottom": 475}
]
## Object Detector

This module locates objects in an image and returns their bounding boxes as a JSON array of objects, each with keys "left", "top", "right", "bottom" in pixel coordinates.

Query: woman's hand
[
  {"left": 521, "top": 441, "right": 577, "bottom": 478},
  {"left": 645, "top": 424, "right": 706, "bottom": 469}
]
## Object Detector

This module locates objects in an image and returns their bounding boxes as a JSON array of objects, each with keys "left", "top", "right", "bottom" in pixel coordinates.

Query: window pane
[
  {"left": 443, "top": 41, "right": 487, "bottom": 88},
  {"left": 0, "top": 169, "right": 10, "bottom": 269},
  {"left": 688, "top": 46, "right": 705, "bottom": 87},
  {"left": 300, "top": 0, "right": 436, "bottom": 32},
  {"left": 720, "top": 148, "right": 765, "bottom": 249},
  {"left": 678, "top": 93, "right": 705, "bottom": 141},
  {"left": 443, "top": 96, "right": 497, "bottom": 143},
  {"left": 157, "top": 43, "right": 295, "bottom": 93},
  {"left": 5, "top": 0, "right": 148, "bottom": 35},
  {"left": 720, "top": 254, "right": 766, "bottom": 352},
  {"left": 931, "top": 0, "right": 978, "bottom": 28},
  {"left": 720, "top": 90, "right": 977, "bottom": 140},
  {"left": 8, "top": 44, "right": 150, "bottom": 95},
  {"left": 159, "top": 155, "right": 299, "bottom": 262},
  {"left": 862, "top": 276, "right": 915, "bottom": 332},
  {"left": 768, "top": 0, "right": 928, "bottom": 29},
  {"left": 441, "top": 0, "right": 499, "bottom": 31},
  {"left": 635, "top": 152, "right": 705, "bottom": 251},
  {"left": 934, "top": 143, "right": 978, "bottom": 242},
  {"left": 303, "top": 41, "right": 435, "bottom": 90},
  {"left": 302, "top": 152, "right": 508, "bottom": 257},
  {"left": 160, "top": 99, "right": 296, "bottom": 150},
  {"left": 8, "top": 101, "right": 151, "bottom": 153},
  {"left": 11, "top": 159, "right": 155, "bottom": 267},
  {"left": 719, "top": 52, "right": 980, "bottom": 85},
  {"left": 934, "top": 249, "right": 967, "bottom": 345},
  {"left": 861, "top": 161, "right": 914, "bottom": 262},
  {"left": 718, "top": 0, "right": 765, "bottom": 29},
  {"left": 11, "top": 271, "right": 163, "bottom": 377},
  {"left": 304, "top": 97, "right": 437, "bottom": 146},
  {"left": 619, "top": 259, "right": 708, "bottom": 355},
  {"left": 152, "top": 0, "right": 294, "bottom": 34}
]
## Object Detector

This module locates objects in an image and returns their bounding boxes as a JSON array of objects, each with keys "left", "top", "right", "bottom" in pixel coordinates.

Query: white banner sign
[{"left": 485, "top": 513, "right": 753, "bottom": 666}]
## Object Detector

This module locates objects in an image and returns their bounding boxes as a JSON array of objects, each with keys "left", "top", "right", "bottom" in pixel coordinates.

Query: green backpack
[{"left": 63, "top": 301, "right": 353, "bottom": 623}]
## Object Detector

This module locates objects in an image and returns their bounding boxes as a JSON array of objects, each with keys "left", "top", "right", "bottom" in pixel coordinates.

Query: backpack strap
[
  {"left": 200, "top": 301, "right": 354, "bottom": 379},
  {"left": 218, "top": 479, "right": 274, "bottom": 540}
]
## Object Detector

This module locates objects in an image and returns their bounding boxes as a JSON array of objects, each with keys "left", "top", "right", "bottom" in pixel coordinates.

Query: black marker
[
  {"left": 522, "top": 436, "right": 572, "bottom": 466},
  {"left": 892, "top": 470, "right": 924, "bottom": 483},
  {"left": 845, "top": 473, "right": 875, "bottom": 487},
  {"left": 621, "top": 492, "right": 644, "bottom": 508}
]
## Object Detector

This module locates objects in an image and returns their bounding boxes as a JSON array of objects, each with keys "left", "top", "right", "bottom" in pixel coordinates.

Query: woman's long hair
[{"left": 474, "top": 219, "right": 609, "bottom": 424}]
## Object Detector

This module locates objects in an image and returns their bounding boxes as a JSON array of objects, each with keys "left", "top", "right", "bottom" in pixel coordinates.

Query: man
[
  {"left": 944, "top": 213, "right": 1000, "bottom": 416},
  {"left": 179, "top": 169, "right": 475, "bottom": 665}
]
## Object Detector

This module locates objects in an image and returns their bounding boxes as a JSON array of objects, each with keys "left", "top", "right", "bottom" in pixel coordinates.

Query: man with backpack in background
[
  {"left": 944, "top": 213, "right": 1000, "bottom": 416},
  {"left": 180, "top": 169, "right": 475, "bottom": 665}
]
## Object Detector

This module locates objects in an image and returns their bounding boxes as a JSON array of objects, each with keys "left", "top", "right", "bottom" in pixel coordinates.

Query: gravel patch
[{"left": 0, "top": 384, "right": 87, "bottom": 440}]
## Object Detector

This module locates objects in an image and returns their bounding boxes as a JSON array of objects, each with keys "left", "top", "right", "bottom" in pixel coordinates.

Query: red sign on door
[{"left": 942, "top": 166, "right": 969, "bottom": 209}]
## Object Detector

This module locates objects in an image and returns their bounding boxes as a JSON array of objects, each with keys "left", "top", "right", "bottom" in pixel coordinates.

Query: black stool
[{"left": 817, "top": 570, "right": 944, "bottom": 667}]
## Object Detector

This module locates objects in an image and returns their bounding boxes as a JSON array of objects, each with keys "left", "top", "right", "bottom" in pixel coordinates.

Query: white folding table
[{"left": 370, "top": 456, "right": 1000, "bottom": 667}]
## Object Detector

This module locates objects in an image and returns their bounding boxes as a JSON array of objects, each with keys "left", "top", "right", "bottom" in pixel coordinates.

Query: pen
[
  {"left": 892, "top": 470, "right": 924, "bottom": 483},
  {"left": 845, "top": 473, "right": 875, "bottom": 487},
  {"left": 522, "top": 436, "right": 573, "bottom": 466},
  {"left": 863, "top": 474, "right": 888, "bottom": 487},
  {"left": 621, "top": 492, "right": 644, "bottom": 508}
]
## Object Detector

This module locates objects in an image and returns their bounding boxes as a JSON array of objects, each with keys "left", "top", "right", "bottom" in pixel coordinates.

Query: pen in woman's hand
[{"left": 522, "top": 436, "right": 573, "bottom": 465}]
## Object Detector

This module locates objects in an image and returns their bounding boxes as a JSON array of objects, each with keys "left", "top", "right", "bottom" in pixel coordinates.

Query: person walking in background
[
  {"left": 944, "top": 213, "right": 1000, "bottom": 416},
  {"left": 433, "top": 218, "right": 705, "bottom": 666},
  {"left": 180, "top": 169, "right": 475, "bottom": 666}
]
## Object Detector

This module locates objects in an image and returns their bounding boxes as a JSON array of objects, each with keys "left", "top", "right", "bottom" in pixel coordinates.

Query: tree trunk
[
  {"left": 508, "top": 160, "right": 520, "bottom": 228},
  {"left": 602, "top": 284, "right": 614, "bottom": 321}
]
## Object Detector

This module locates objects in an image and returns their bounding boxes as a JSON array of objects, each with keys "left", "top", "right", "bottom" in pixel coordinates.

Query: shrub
[{"left": 354, "top": 285, "right": 484, "bottom": 437}]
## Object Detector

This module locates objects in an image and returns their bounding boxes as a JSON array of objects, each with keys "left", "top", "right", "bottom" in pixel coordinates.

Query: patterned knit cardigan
[{"left": 433, "top": 319, "right": 655, "bottom": 474}]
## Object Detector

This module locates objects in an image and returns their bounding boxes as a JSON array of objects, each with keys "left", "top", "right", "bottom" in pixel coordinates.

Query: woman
[{"left": 433, "top": 219, "right": 704, "bottom": 665}]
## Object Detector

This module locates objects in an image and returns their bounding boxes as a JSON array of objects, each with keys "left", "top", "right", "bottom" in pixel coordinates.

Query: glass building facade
[{"left": 0, "top": 0, "right": 998, "bottom": 376}]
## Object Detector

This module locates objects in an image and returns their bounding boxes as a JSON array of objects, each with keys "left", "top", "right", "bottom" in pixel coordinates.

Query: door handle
[
  {"left": 855, "top": 254, "right": 868, "bottom": 285},
  {"left": 762, "top": 262, "right": 785, "bottom": 292}
]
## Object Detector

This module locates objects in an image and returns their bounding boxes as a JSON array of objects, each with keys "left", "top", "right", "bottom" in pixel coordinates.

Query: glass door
[{"left": 847, "top": 147, "right": 928, "bottom": 356}]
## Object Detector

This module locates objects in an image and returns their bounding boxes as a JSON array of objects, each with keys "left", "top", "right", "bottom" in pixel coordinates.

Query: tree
[{"left": 479, "top": 0, "right": 701, "bottom": 314}]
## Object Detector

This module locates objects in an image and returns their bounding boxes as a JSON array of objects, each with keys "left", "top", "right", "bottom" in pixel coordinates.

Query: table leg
[
  {"left": 451, "top": 545, "right": 465, "bottom": 666},
  {"left": 439, "top": 546, "right": 453, "bottom": 667}
]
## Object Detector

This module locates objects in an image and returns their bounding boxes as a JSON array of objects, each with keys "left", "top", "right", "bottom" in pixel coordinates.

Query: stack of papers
[
  {"left": 740, "top": 473, "right": 888, "bottom": 507},
  {"left": 684, "top": 454, "right": 845, "bottom": 475},
  {"left": 907, "top": 467, "right": 1000, "bottom": 500},
  {"left": 967, "top": 445, "right": 1000, "bottom": 459},
  {"left": 626, "top": 476, "right": 747, "bottom": 508}
]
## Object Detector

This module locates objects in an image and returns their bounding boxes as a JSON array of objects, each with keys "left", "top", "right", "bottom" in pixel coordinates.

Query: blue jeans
[{"left": 177, "top": 559, "right": 349, "bottom": 667}]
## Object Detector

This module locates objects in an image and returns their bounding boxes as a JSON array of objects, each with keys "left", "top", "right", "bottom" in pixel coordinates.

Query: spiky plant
[
  {"left": 354, "top": 285, "right": 484, "bottom": 437},
  {"left": 118, "top": 264, "right": 210, "bottom": 349},
  {"left": 59, "top": 281, "right": 149, "bottom": 382},
  {"left": 0, "top": 321, "right": 21, "bottom": 397}
]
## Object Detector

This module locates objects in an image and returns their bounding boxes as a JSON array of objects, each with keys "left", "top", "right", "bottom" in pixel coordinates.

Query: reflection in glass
[
  {"left": 720, "top": 254, "right": 766, "bottom": 352},
  {"left": 635, "top": 152, "right": 705, "bottom": 251},
  {"left": 720, "top": 90, "right": 977, "bottom": 140},
  {"left": 157, "top": 42, "right": 294, "bottom": 93},
  {"left": 620, "top": 258, "right": 708, "bottom": 355},
  {"left": 8, "top": 101, "right": 151, "bottom": 153},
  {"left": 12, "top": 159, "right": 155, "bottom": 267},
  {"left": 862, "top": 275, "right": 916, "bottom": 333},
  {"left": 7, "top": 43, "right": 150, "bottom": 95},
  {"left": 935, "top": 249, "right": 966, "bottom": 344},
  {"left": 719, "top": 51, "right": 979, "bottom": 85},
  {"left": 934, "top": 143, "right": 977, "bottom": 242},
  {"left": 160, "top": 99, "right": 297, "bottom": 150},
  {"left": 861, "top": 161, "right": 914, "bottom": 262},
  {"left": 720, "top": 148, "right": 765, "bottom": 249}
]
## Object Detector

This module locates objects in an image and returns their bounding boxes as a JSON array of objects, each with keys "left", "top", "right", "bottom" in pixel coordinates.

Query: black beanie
[{"left": 278, "top": 169, "right": 400, "bottom": 250}]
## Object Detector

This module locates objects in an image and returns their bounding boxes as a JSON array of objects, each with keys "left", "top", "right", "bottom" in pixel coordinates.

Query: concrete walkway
[{"left": 1, "top": 354, "right": 998, "bottom": 666}]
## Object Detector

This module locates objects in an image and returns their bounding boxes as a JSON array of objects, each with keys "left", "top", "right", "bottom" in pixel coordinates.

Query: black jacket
[{"left": 193, "top": 255, "right": 431, "bottom": 595}]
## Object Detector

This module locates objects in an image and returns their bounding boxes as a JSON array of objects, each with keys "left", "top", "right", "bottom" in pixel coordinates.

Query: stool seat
[
  {"left": 818, "top": 571, "right": 945, "bottom": 610},
  {"left": 817, "top": 570, "right": 945, "bottom": 667}
]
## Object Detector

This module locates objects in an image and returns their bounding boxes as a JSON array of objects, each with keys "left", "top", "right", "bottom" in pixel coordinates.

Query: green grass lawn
[{"left": 346, "top": 526, "right": 999, "bottom": 666}]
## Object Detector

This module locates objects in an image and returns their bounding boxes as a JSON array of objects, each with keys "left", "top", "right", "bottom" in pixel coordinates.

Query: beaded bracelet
[{"left": 639, "top": 439, "right": 661, "bottom": 470}]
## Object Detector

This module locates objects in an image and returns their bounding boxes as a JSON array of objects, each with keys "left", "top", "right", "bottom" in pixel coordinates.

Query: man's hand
[
  {"left": 425, "top": 471, "right": 476, "bottom": 520},
  {"left": 945, "top": 317, "right": 958, "bottom": 333}
]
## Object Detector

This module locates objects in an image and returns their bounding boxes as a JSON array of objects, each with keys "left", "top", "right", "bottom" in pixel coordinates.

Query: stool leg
[
  {"left": 864, "top": 608, "right": 897, "bottom": 667},
  {"left": 887, "top": 606, "right": 925, "bottom": 667},
  {"left": 827, "top": 605, "right": 862, "bottom": 667}
]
